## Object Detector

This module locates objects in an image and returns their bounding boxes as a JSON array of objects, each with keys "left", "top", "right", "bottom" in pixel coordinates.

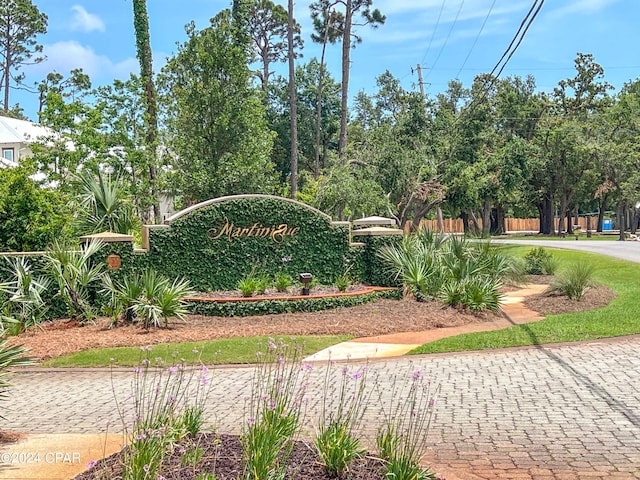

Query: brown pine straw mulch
[{"left": 10, "top": 280, "right": 616, "bottom": 362}]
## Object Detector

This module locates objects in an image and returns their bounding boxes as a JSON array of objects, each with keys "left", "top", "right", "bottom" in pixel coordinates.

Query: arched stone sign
[{"left": 142, "top": 195, "right": 351, "bottom": 291}]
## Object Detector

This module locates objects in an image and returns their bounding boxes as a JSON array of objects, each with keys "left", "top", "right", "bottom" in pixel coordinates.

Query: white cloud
[
  {"left": 28, "top": 41, "right": 137, "bottom": 82},
  {"left": 70, "top": 5, "right": 106, "bottom": 33}
]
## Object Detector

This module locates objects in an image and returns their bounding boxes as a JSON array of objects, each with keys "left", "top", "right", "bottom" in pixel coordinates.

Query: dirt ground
[{"left": 11, "top": 281, "right": 616, "bottom": 362}]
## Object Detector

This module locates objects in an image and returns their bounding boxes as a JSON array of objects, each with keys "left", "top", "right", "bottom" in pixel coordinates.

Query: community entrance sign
[{"left": 142, "top": 195, "right": 351, "bottom": 291}]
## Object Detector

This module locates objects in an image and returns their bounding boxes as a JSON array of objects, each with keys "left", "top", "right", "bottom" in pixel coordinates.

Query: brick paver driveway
[{"left": 6, "top": 335, "right": 640, "bottom": 479}]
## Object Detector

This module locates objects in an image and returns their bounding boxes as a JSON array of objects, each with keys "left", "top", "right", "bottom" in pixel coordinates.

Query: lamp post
[{"left": 299, "top": 273, "right": 313, "bottom": 296}]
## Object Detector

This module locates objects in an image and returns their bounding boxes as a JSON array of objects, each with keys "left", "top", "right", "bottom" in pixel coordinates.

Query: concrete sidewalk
[{"left": 303, "top": 284, "right": 547, "bottom": 362}]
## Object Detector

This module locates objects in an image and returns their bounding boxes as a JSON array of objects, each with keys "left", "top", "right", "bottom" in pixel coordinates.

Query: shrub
[
  {"left": 114, "top": 349, "right": 212, "bottom": 480},
  {"left": 0, "top": 339, "right": 33, "bottom": 401},
  {"left": 103, "top": 268, "right": 193, "bottom": 329},
  {"left": 335, "top": 266, "right": 352, "bottom": 292},
  {"left": 273, "top": 272, "right": 292, "bottom": 292},
  {"left": 255, "top": 276, "right": 270, "bottom": 295},
  {"left": 546, "top": 263, "right": 595, "bottom": 301},
  {"left": 238, "top": 277, "right": 258, "bottom": 297},
  {"left": 379, "top": 231, "right": 516, "bottom": 311},
  {"left": 375, "top": 368, "right": 438, "bottom": 480},
  {"left": 0, "top": 257, "right": 50, "bottom": 335},
  {"left": 43, "top": 239, "right": 105, "bottom": 324},
  {"left": 524, "top": 247, "right": 558, "bottom": 275}
]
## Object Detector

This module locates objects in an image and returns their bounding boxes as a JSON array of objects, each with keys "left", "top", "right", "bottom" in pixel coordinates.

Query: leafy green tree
[
  {"left": 311, "top": 0, "right": 384, "bottom": 162},
  {"left": 0, "top": 164, "right": 71, "bottom": 251},
  {"left": 310, "top": 2, "right": 343, "bottom": 177},
  {"left": 267, "top": 61, "right": 340, "bottom": 184},
  {"left": 0, "top": 0, "right": 47, "bottom": 111},
  {"left": 159, "top": 11, "right": 278, "bottom": 202},
  {"left": 248, "top": 0, "right": 302, "bottom": 92},
  {"left": 543, "top": 53, "right": 612, "bottom": 235},
  {"left": 351, "top": 71, "right": 443, "bottom": 230},
  {"left": 94, "top": 76, "right": 159, "bottom": 219},
  {"left": 37, "top": 68, "right": 90, "bottom": 114},
  {"left": 597, "top": 79, "right": 640, "bottom": 238},
  {"left": 337, "top": 0, "right": 384, "bottom": 161}
]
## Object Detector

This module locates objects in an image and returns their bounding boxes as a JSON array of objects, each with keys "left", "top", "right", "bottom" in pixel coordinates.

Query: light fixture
[{"left": 299, "top": 273, "right": 313, "bottom": 296}]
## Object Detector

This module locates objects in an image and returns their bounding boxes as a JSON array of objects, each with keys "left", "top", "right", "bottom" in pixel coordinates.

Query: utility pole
[{"left": 415, "top": 64, "right": 444, "bottom": 234}]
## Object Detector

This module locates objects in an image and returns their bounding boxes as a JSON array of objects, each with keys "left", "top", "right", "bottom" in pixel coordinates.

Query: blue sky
[{"left": 13, "top": 0, "right": 640, "bottom": 120}]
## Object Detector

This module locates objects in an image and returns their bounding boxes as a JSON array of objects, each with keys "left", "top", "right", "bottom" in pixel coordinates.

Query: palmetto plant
[
  {"left": 0, "top": 257, "right": 50, "bottom": 335},
  {"left": 0, "top": 340, "right": 33, "bottom": 401},
  {"left": 43, "top": 239, "right": 105, "bottom": 324},
  {"left": 379, "top": 230, "right": 517, "bottom": 311},
  {"left": 75, "top": 170, "right": 139, "bottom": 235},
  {"left": 104, "top": 269, "right": 193, "bottom": 329}
]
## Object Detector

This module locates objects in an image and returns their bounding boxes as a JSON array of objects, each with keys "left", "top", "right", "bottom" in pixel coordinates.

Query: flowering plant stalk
[
  {"left": 375, "top": 364, "right": 439, "bottom": 480},
  {"left": 242, "top": 338, "right": 311, "bottom": 480},
  {"left": 111, "top": 347, "right": 212, "bottom": 480},
  {"left": 315, "top": 358, "right": 371, "bottom": 477}
]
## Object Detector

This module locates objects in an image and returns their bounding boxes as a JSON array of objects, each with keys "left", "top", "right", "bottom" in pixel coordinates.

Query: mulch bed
[{"left": 73, "top": 433, "right": 443, "bottom": 480}]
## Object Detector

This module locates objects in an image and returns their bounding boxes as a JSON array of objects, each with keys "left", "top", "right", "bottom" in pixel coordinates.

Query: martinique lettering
[{"left": 208, "top": 220, "right": 300, "bottom": 243}]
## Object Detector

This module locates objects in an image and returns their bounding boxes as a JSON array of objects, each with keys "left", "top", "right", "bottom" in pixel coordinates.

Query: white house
[{"left": 0, "top": 115, "right": 51, "bottom": 167}]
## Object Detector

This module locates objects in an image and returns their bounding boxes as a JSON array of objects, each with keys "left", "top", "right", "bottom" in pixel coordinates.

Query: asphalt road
[{"left": 493, "top": 238, "right": 640, "bottom": 264}]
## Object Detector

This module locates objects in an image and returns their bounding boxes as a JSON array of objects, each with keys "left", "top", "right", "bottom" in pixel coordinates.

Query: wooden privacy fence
[{"left": 415, "top": 217, "right": 594, "bottom": 234}]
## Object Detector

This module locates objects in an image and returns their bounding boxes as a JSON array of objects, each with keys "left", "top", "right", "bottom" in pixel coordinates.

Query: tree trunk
[
  {"left": 338, "top": 0, "right": 353, "bottom": 163},
  {"left": 557, "top": 194, "right": 570, "bottom": 236},
  {"left": 481, "top": 199, "right": 491, "bottom": 238},
  {"left": 132, "top": 0, "right": 161, "bottom": 223},
  {"left": 287, "top": 0, "right": 298, "bottom": 198},
  {"left": 540, "top": 193, "right": 554, "bottom": 234},
  {"left": 566, "top": 211, "right": 573, "bottom": 235},
  {"left": 314, "top": 25, "right": 329, "bottom": 179},
  {"left": 461, "top": 212, "right": 469, "bottom": 234},
  {"left": 436, "top": 206, "right": 444, "bottom": 233},
  {"left": 469, "top": 210, "right": 481, "bottom": 236},
  {"left": 618, "top": 201, "right": 626, "bottom": 241},
  {"left": 597, "top": 196, "right": 606, "bottom": 232},
  {"left": 494, "top": 205, "right": 506, "bottom": 235}
]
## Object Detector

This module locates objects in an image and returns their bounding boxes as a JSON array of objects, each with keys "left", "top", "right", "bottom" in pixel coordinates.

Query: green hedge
[
  {"left": 185, "top": 289, "right": 402, "bottom": 317},
  {"left": 353, "top": 235, "right": 403, "bottom": 287},
  {"left": 145, "top": 197, "right": 353, "bottom": 291}
]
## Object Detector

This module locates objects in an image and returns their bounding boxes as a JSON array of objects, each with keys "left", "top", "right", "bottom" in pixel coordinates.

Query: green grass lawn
[
  {"left": 42, "top": 335, "right": 352, "bottom": 367},
  {"left": 410, "top": 246, "right": 640, "bottom": 355}
]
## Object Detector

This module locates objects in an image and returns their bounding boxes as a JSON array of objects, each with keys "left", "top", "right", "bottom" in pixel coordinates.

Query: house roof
[{"left": 0, "top": 115, "right": 50, "bottom": 144}]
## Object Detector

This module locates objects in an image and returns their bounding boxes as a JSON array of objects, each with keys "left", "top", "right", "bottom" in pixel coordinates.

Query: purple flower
[
  {"left": 267, "top": 338, "right": 277, "bottom": 350},
  {"left": 168, "top": 366, "right": 178, "bottom": 374},
  {"left": 268, "top": 399, "right": 276, "bottom": 410},
  {"left": 412, "top": 370, "right": 421, "bottom": 380},
  {"left": 247, "top": 417, "right": 256, "bottom": 426},
  {"left": 133, "top": 367, "right": 142, "bottom": 374},
  {"left": 87, "top": 460, "right": 97, "bottom": 469},
  {"left": 351, "top": 370, "right": 363, "bottom": 380},
  {"left": 143, "top": 464, "right": 150, "bottom": 473},
  {"left": 302, "top": 363, "right": 313, "bottom": 372}
]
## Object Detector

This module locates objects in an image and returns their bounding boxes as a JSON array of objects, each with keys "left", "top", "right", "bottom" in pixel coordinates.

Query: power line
[
  {"left": 420, "top": 0, "right": 446, "bottom": 66},
  {"left": 424, "top": 0, "right": 465, "bottom": 82},
  {"left": 455, "top": 0, "right": 497, "bottom": 80}
]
